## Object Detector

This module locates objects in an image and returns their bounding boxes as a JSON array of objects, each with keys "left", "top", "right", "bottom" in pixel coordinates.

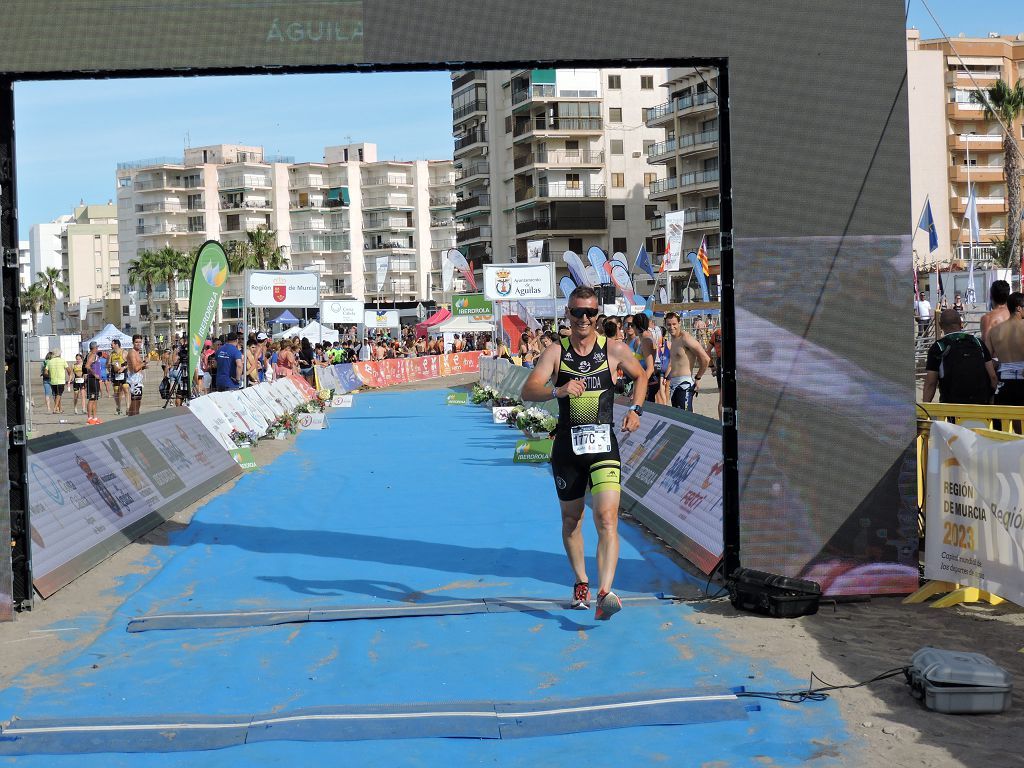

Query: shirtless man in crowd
[
  {"left": 665, "top": 312, "right": 710, "bottom": 412},
  {"left": 987, "top": 292, "right": 1024, "bottom": 406},
  {"left": 981, "top": 279, "right": 1011, "bottom": 355}
]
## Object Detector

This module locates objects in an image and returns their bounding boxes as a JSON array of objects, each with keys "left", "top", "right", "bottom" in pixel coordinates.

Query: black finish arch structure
[{"left": 0, "top": 1, "right": 916, "bottom": 614}]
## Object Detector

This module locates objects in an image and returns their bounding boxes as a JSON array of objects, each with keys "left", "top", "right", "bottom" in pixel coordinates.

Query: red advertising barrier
[{"left": 349, "top": 352, "right": 482, "bottom": 390}]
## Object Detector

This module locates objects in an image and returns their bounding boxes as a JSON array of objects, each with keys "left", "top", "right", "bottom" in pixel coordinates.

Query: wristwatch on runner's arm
[{"left": 628, "top": 404, "right": 643, "bottom": 416}]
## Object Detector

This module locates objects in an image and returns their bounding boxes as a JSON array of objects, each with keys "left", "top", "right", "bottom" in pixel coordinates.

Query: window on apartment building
[
  {"left": 610, "top": 140, "right": 624, "bottom": 155},
  {"left": 645, "top": 237, "right": 654, "bottom": 253},
  {"left": 358, "top": 149, "right": 364, "bottom": 161},
  {"left": 642, "top": 140, "right": 655, "bottom": 155},
  {"left": 612, "top": 205, "right": 626, "bottom": 220},
  {"left": 608, "top": 74, "right": 621, "bottom": 89},
  {"left": 640, "top": 75, "right": 654, "bottom": 90},
  {"left": 188, "top": 215, "right": 204, "bottom": 232},
  {"left": 566, "top": 173, "right": 581, "bottom": 190},
  {"left": 644, "top": 172, "right": 657, "bottom": 188},
  {"left": 611, "top": 173, "right": 625, "bottom": 188},
  {"left": 505, "top": 115, "right": 513, "bottom": 133},
  {"left": 645, "top": 205, "right": 658, "bottom": 220},
  {"left": 569, "top": 238, "right": 583, "bottom": 253},
  {"left": 608, "top": 107, "right": 622, "bottom": 123},
  {"left": 613, "top": 237, "right": 627, "bottom": 253},
  {"left": 118, "top": 177, "right": 130, "bottom": 188},
  {"left": 187, "top": 193, "right": 202, "bottom": 210}
]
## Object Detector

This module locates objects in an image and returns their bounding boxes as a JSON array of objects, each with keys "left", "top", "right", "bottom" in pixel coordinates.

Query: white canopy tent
[
  {"left": 272, "top": 320, "right": 340, "bottom": 344},
  {"left": 80, "top": 323, "right": 133, "bottom": 352},
  {"left": 428, "top": 315, "right": 494, "bottom": 336}
]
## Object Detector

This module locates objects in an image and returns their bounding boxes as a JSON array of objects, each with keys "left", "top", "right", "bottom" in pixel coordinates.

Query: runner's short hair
[
  {"left": 991, "top": 280, "right": 1011, "bottom": 305},
  {"left": 632, "top": 312, "right": 650, "bottom": 332},
  {"left": 1008, "top": 292, "right": 1024, "bottom": 315},
  {"left": 131, "top": 334, "right": 143, "bottom": 342},
  {"left": 568, "top": 286, "right": 598, "bottom": 303},
  {"left": 665, "top": 312, "right": 679, "bottom": 322}
]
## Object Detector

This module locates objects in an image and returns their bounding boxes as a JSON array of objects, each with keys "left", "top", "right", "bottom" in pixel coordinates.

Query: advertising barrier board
[
  {"left": 513, "top": 439, "right": 553, "bottom": 463},
  {"left": 333, "top": 352, "right": 483, "bottom": 393},
  {"left": 925, "top": 422, "right": 1024, "bottom": 606},
  {"left": 28, "top": 410, "right": 240, "bottom": 598},
  {"left": 614, "top": 401, "right": 723, "bottom": 574},
  {"left": 447, "top": 393, "right": 469, "bottom": 405},
  {"left": 364, "top": 309, "right": 400, "bottom": 328}
]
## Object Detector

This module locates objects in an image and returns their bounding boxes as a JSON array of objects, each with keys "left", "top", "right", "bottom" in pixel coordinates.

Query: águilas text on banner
[{"left": 483, "top": 263, "right": 554, "bottom": 302}]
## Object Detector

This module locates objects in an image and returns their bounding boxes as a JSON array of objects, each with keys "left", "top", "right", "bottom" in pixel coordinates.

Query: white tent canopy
[
  {"left": 81, "top": 323, "right": 133, "bottom": 352},
  {"left": 272, "top": 320, "right": 339, "bottom": 344},
  {"left": 429, "top": 315, "right": 494, "bottom": 336}
]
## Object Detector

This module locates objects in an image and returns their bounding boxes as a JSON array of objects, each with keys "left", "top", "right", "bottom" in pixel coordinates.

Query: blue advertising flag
[
  {"left": 635, "top": 245, "right": 655, "bottom": 279},
  {"left": 917, "top": 198, "right": 939, "bottom": 253}
]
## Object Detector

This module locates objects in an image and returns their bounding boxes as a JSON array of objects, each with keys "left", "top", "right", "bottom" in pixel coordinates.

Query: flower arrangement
[
  {"left": 471, "top": 385, "right": 498, "bottom": 404},
  {"left": 267, "top": 413, "right": 298, "bottom": 439},
  {"left": 493, "top": 396, "right": 521, "bottom": 407},
  {"left": 505, "top": 405, "right": 525, "bottom": 428},
  {"left": 229, "top": 429, "right": 259, "bottom": 447},
  {"left": 516, "top": 407, "right": 557, "bottom": 438}
]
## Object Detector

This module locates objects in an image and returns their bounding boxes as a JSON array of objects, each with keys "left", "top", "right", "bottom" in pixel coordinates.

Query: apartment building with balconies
[
  {"left": 449, "top": 67, "right": 668, "bottom": 295},
  {"left": 643, "top": 67, "right": 721, "bottom": 301},
  {"left": 909, "top": 29, "right": 1024, "bottom": 268},
  {"left": 116, "top": 143, "right": 453, "bottom": 340}
]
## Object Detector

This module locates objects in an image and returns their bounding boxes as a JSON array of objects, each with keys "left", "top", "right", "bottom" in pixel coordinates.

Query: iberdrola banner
[{"left": 187, "top": 240, "right": 229, "bottom": 388}]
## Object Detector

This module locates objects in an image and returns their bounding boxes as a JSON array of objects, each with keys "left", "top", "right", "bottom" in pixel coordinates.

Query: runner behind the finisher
[{"left": 521, "top": 286, "right": 648, "bottom": 621}]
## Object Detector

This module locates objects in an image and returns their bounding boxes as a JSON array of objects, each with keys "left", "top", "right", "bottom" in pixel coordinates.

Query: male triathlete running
[
  {"left": 665, "top": 312, "right": 710, "bottom": 411},
  {"left": 522, "top": 286, "right": 648, "bottom": 620}
]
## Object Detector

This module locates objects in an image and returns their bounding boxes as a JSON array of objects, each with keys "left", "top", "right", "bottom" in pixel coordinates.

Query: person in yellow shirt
[
  {"left": 108, "top": 339, "right": 128, "bottom": 416},
  {"left": 46, "top": 354, "right": 69, "bottom": 415}
]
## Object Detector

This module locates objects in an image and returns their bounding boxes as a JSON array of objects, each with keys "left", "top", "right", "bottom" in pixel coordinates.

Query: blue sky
[{"left": 13, "top": 0, "right": 1023, "bottom": 239}]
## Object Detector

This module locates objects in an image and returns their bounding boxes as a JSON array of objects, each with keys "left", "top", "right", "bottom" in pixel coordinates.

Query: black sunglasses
[{"left": 568, "top": 307, "right": 600, "bottom": 319}]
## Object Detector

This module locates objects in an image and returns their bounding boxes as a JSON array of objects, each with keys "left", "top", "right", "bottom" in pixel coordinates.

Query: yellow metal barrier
[{"left": 910, "top": 402, "right": 1024, "bottom": 608}]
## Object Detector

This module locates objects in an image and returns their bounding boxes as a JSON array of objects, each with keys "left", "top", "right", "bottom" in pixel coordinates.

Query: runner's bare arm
[
  {"left": 922, "top": 370, "right": 938, "bottom": 402},
  {"left": 521, "top": 343, "right": 570, "bottom": 401},
  {"left": 685, "top": 332, "right": 711, "bottom": 377},
  {"left": 640, "top": 337, "right": 656, "bottom": 376}
]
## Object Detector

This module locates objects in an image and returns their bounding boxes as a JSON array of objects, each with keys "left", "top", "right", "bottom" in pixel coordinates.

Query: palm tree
[
  {"left": 971, "top": 79, "right": 1024, "bottom": 268},
  {"left": 226, "top": 227, "right": 288, "bottom": 329},
  {"left": 127, "top": 249, "right": 161, "bottom": 346},
  {"left": 35, "top": 267, "right": 68, "bottom": 333},
  {"left": 152, "top": 246, "right": 192, "bottom": 337},
  {"left": 20, "top": 283, "right": 45, "bottom": 335}
]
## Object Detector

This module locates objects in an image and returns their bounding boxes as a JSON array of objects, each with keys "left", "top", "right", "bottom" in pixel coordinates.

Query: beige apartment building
[
  {"left": 116, "top": 143, "right": 454, "bottom": 340},
  {"left": 644, "top": 67, "right": 721, "bottom": 301},
  {"left": 908, "top": 29, "right": 1024, "bottom": 269},
  {"left": 449, "top": 67, "right": 668, "bottom": 293}
]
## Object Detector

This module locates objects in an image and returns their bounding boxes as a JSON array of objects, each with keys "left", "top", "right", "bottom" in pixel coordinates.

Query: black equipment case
[{"left": 727, "top": 568, "right": 822, "bottom": 618}]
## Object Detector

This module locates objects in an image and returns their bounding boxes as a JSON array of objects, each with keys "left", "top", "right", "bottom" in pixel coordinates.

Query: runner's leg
[{"left": 559, "top": 498, "right": 588, "bottom": 585}]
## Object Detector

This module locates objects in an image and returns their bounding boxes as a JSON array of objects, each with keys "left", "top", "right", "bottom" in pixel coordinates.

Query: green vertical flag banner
[{"left": 187, "top": 240, "right": 229, "bottom": 387}]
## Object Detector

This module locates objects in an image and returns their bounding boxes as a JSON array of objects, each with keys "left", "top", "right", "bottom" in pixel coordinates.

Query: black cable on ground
[{"left": 737, "top": 666, "right": 910, "bottom": 704}]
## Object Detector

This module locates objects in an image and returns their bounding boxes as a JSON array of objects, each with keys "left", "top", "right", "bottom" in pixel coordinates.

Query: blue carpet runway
[{"left": 0, "top": 390, "right": 849, "bottom": 765}]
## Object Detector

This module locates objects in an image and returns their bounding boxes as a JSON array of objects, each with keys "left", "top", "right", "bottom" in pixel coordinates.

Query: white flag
[
  {"left": 965, "top": 185, "right": 981, "bottom": 242},
  {"left": 375, "top": 256, "right": 389, "bottom": 290},
  {"left": 665, "top": 210, "right": 686, "bottom": 271},
  {"left": 442, "top": 257, "right": 455, "bottom": 293}
]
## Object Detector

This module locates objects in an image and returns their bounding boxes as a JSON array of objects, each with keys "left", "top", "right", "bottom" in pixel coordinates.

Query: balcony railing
[
  {"left": 646, "top": 138, "right": 677, "bottom": 158},
  {"left": 678, "top": 129, "right": 719, "bottom": 150},
  {"left": 365, "top": 217, "right": 414, "bottom": 231},
  {"left": 430, "top": 173, "right": 457, "bottom": 186},
  {"left": 514, "top": 117, "right": 602, "bottom": 137},
  {"left": 430, "top": 219, "right": 455, "bottom": 229},
  {"left": 537, "top": 183, "right": 606, "bottom": 199},
  {"left": 455, "top": 194, "right": 491, "bottom": 212},
  {"left": 649, "top": 177, "right": 678, "bottom": 195},
  {"left": 364, "top": 174, "right": 412, "bottom": 186},
  {"left": 219, "top": 175, "right": 271, "bottom": 189},
  {"left": 451, "top": 70, "right": 482, "bottom": 91},
  {"left": 429, "top": 195, "right": 457, "bottom": 207},
  {"left": 456, "top": 225, "right": 492, "bottom": 242},
  {"left": 220, "top": 199, "right": 272, "bottom": 210},
  {"left": 645, "top": 91, "right": 719, "bottom": 125},
  {"left": 455, "top": 129, "right": 488, "bottom": 152},
  {"left": 362, "top": 195, "right": 412, "bottom": 209},
  {"left": 292, "top": 235, "right": 350, "bottom": 252},
  {"left": 511, "top": 84, "right": 556, "bottom": 104},
  {"left": 432, "top": 238, "right": 456, "bottom": 250},
  {"left": 135, "top": 201, "right": 187, "bottom": 213},
  {"left": 289, "top": 177, "right": 326, "bottom": 189},
  {"left": 687, "top": 208, "right": 720, "bottom": 225},
  {"left": 515, "top": 149, "right": 604, "bottom": 168},
  {"left": 455, "top": 162, "right": 489, "bottom": 180},
  {"left": 453, "top": 99, "right": 487, "bottom": 121},
  {"left": 516, "top": 217, "right": 607, "bottom": 234},
  {"left": 136, "top": 224, "right": 193, "bottom": 235}
]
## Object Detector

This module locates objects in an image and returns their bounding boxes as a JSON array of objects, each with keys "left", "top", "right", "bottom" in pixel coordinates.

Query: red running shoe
[
  {"left": 595, "top": 591, "right": 622, "bottom": 621},
  {"left": 571, "top": 581, "right": 591, "bottom": 610}
]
